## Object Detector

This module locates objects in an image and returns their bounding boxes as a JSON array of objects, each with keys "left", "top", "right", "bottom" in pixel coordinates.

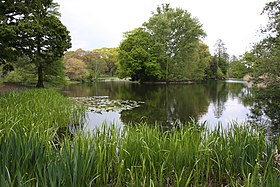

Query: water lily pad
[{"left": 71, "top": 96, "right": 144, "bottom": 113}]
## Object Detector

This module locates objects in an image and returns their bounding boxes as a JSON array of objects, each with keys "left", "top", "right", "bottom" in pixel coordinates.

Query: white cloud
[{"left": 56, "top": 0, "right": 270, "bottom": 56}]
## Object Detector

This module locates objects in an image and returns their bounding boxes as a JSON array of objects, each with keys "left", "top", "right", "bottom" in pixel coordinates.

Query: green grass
[{"left": 0, "top": 89, "right": 279, "bottom": 186}]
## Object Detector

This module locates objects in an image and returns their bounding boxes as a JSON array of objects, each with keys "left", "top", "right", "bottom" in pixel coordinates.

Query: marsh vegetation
[
  {"left": 0, "top": 89, "right": 279, "bottom": 186},
  {"left": 1, "top": 0, "right": 280, "bottom": 186}
]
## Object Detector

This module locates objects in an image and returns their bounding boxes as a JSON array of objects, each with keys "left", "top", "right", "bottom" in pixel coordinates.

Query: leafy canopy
[
  {"left": 118, "top": 4, "right": 208, "bottom": 82},
  {"left": 0, "top": 0, "right": 71, "bottom": 87},
  {"left": 244, "top": 0, "right": 280, "bottom": 126}
]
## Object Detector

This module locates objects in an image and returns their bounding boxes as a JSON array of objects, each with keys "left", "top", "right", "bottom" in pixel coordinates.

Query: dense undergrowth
[{"left": 0, "top": 89, "right": 279, "bottom": 186}]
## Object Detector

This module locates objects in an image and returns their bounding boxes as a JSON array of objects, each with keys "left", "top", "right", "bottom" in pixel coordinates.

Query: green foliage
[
  {"left": 145, "top": 4, "right": 206, "bottom": 81},
  {"left": 118, "top": 28, "right": 161, "bottom": 82},
  {"left": 243, "top": 0, "right": 280, "bottom": 127},
  {"left": 251, "top": 0, "right": 280, "bottom": 87},
  {"left": 0, "top": 114, "right": 279, "bottom": 186},
  {"left": 249, "top": 86, "right": 280, "bottom": 128},
  {"left": 205, "top": 55, "right": 227, "bottom": 79},
  {"left": 0, "top": 89, "right": 85, "bottom": 186},
  {"left": 3, "top": 56, "right": 37, "bottom": 83},
  {"left": 2, "top": 56, "right": 66, "bottom": 87},
  {"left": 228, "top": 53, "right": 254, "bottom": 79},
  {"left": 217, "top": 57, "right": 229, "bottom": 77},
  {"left": 118, "top": 4, "right": 207, "bottom": 82},
  {"left": 206, "top": 39, "right": 230, "bottom": 79},
  {"left": 43, "top": 57, "right": 67, "bottom": 87},
  {"left": 89, "top": 48, "right": 116, "bottom": 80},
  {"left": 64, "top": 57, "right": 89, "bottom": 81},
  {"left": 63, "top": 48, "right": 119, "bottom": 82},
  {"left": 193, "top": 42, "right": 212, "bottom": 80},
  {"left": 97, "top": 48, "right": 119, "bottom": 76},
  {"left": 0, "top": 0, "right": 71, "bottom": 87},
  {"left": 0, "top": 89, "right": 85, "bottom": 134},
  {"left": 0, "top": 0, "right": 19, "bottom": 65},
  {"left": 228, "top": 61, "right": 247, "bottom": 79},
  {"left": 0, "top": 89, "right": 278, "bottom": 186}
]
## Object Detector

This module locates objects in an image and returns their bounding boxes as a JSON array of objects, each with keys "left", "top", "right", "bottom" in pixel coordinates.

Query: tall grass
[
  {"left": 0, "top": 89, "right": 84, "bottom": 133},
  {"left": 0, "top": 89, "right": 279, "bottom": 186}
]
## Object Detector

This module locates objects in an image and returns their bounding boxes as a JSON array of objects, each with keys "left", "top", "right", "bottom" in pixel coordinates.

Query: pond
[{"left": 62, "top": 80, "right": 266, "bottom": 130}]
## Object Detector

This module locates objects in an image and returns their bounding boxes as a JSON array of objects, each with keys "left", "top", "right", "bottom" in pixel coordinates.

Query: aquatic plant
[
  {"left": 0, "top": 89, "right": 85, "bottom": 139},
  {"left": 0, "top": 89, "right": 279, "bottom": 186},
  {"left": 72, "top": 96, "right": 144, "bottom": 113}
]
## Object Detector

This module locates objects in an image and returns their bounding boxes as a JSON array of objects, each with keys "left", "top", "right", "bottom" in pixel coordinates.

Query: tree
[
  {"left": 0, "top": 1, "right": 21, "bottom": 65},
  {"left": 118, "top": 28, "right": 161, "bottom": 82},
  {"left": 118, "top": 4, "right": 206, "bottom": 82},
  {"left": 252, "top": 0, "right": 280, "bottom": 87},
  {"left": 64, "top": 48, "right": 118, "bottom": 81},
  {"left": 2, "top": 55, "right": 67, "bottom": 86},
  {"left": 213, "top": 39, "right": 229, "bottom": 78},
  {"left": 205, "top": 56, "right": 218, "bottom": 79},
  {"left": 3, "top": 56, "right": 36, "bottom": 83},
  {"left": 84, "top": 50, "right": 106, "bottom": 81},
  {"left": 0, "top": 0, "right": 71, "bottom": 87},
  {"left": 64, "top": 57, "right": 89, "bottom": 81},
  {"left": 144, "top": 4, "right": 206, "bottom": 81},
  {"left": 194, "top": 41, "right": 212, "bottom": 80},
  {"left": 65, "top": 48, "right": 89, "bottom": 62},
  {"left": 246, "top": 0, "right": 280, "bottom": 126},
  {"left": 98, "top": 48, "right": 118, "bottom": 76},
  {"left": 228, "top": 52, "right": 254, "bottom": 79}
]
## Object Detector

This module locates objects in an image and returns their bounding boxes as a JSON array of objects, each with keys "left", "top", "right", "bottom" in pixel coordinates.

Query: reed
[
  {"left": 0, "top": 89, "right": 279, "bottom": 186},
  {"left": 0, "top": 89, "right": 85, "bottom": 134}
]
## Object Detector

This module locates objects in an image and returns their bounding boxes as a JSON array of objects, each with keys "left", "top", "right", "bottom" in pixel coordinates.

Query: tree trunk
[{"left": 36, "top": 63, "right": 44, "bottom": 88}]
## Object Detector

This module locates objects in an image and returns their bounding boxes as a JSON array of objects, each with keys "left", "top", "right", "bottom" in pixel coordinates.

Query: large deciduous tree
[
  {"left": 118, "top": 28, "right": 161, "bottom": 82},
  {"left": 118, "top": 4, "right": 206, "bottom": 82},
  {"left": 144, "top": 4, "right": 206, "bottom": 81},
  {"left": 64, "top": 57, "right": 89, "bottom": 81},
  {"left": 0, "top": 0, "right": 71, "bottom": 87}
]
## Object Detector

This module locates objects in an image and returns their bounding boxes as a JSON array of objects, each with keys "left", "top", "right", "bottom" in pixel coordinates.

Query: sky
[{"left": 55, "top": 0, "right": 271, "bottom": 56}]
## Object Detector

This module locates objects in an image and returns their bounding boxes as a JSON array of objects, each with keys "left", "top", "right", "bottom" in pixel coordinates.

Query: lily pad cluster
[{"left": 72, "top": 96, "right": 144, "bottom": 113}]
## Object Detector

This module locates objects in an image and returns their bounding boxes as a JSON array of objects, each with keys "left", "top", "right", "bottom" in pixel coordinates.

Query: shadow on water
[{"left": 61, "top": 80, "right": 261, "bottom": 130}]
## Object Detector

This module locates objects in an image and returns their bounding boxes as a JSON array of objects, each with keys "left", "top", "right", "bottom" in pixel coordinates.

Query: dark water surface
[{"left": 62, "top": 80, "right": 257, "bottom": 130}]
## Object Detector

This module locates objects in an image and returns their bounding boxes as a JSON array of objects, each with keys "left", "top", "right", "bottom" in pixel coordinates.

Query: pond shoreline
[
  {"left": 0, "top": 87, "right": 279, "bottom": 186},
  {"left": 142, "top": 80, "right": 194, "bottom": 84},
  {"left": 0, "top": 82, "right": 34, "bottom": 93}
]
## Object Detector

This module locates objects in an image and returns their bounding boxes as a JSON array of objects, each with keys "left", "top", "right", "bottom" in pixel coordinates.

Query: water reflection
[
  {"left": 85, "top": 111, "right": 123, "bottom": 131},
  {"left": 199, "top": 98, "right": 251, "bottom": 130},
  {"left": 62, "top": 81, "right": 252, "bottom": 129},
  {"left": 246, "top": 85, "right": 280, "bottom": 134}
]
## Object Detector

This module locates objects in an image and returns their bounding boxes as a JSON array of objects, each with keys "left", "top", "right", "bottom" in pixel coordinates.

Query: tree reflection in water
[
  {"left": 245, "top": 85, "right": 280, "bottom": 137},
  {"left": 62, "top": 80, "right": 255, "bottom": 129}
]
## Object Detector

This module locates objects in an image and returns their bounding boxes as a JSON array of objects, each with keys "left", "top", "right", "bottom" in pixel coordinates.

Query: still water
[{"left": 62, "top": 80, "right": 253, "bottom": 130}]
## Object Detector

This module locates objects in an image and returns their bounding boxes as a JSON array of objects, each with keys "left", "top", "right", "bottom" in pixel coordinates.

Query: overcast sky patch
[{"left": 55, "top": 0, "right": 270, "bottom": 56}]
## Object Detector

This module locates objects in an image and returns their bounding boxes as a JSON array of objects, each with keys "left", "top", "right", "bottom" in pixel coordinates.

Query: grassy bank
[{"left": 0, "top": 89, "right": 279, "bottom": 186}]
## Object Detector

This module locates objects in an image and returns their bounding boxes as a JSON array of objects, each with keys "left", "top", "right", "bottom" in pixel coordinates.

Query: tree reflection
[
  {"left": 120, "top": 84, "right": 210, "bottom": 128},
  {"left": 247, "top": 86, "right": 280, "bottom": 133},
  {"left": 62, "top": 81, "right": 252, "bottom": 129},
  {"left": 203, "top": 81, "right": 248, "bottom": 119}
]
